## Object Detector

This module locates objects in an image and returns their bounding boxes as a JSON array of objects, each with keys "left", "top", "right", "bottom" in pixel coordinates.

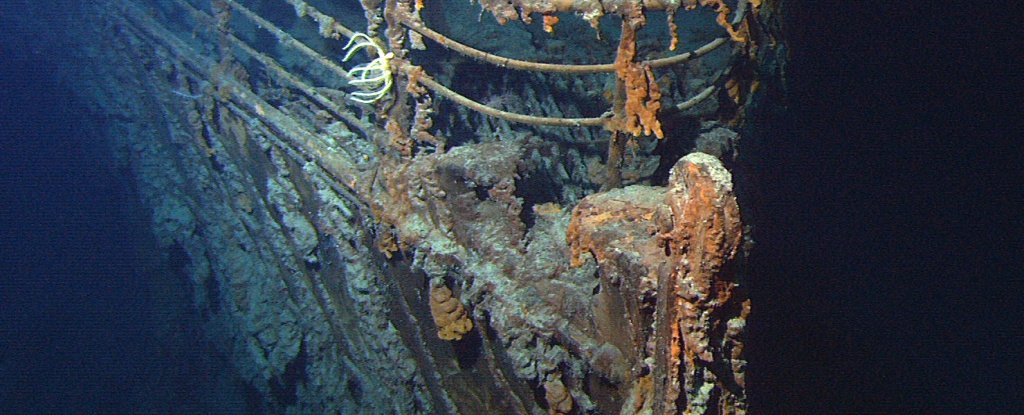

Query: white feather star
[{"left": 342, "top": 33, "right": 394, "bottom": 104}]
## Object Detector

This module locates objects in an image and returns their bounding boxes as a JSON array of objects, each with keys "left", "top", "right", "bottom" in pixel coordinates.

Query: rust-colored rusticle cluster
[{"left": 429, "top": 285, "right": 474, "bottom": 341}]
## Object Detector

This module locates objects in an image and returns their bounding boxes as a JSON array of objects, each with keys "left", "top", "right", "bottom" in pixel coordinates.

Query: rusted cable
[
  {"left": 677, "top": 84, "right": 716, "bottom": 111},
  {"left": 222, "top": 0, "right": 351, "bottom": 80},
  {"left": 411, "top": 68, "right": 608, "bottom": 127},
  {"left": 225, "top": 0, "right": 726, "bottom": 128},
  {"left": 224, "top": 0, "right": 611, "bottom": 127},
  {"left": 177, "top": 0, "right": 373, "bottom": 137},
  {"left": 281, "top": 0, "right": 357, "bottom": 40},
  {"left": 401, "top": 19, "right": 729, "bottom": 73},
  {"left": 121, "top": 0, "right": 364, "bottom": 190}
]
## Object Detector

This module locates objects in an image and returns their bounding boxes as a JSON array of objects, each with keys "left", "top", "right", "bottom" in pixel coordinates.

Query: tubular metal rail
[{"left": 132, "top": 0, "right": 751, "bottom": 189}]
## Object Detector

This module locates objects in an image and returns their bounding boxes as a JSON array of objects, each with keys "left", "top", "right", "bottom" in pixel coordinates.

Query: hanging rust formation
[
  {"left": 83, "top": 0, "right": 778, "bottom": 412},
  {"left": 429, "top": 284, "right": 474, "bottom": 341}
]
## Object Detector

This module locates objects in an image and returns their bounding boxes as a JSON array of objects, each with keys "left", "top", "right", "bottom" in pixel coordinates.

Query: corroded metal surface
[
  {"left": 568, "top": 153, "right": 748, "bottom": 414},
  {"left": 68, "top": 0, "right": 779, "bottom": 412}
]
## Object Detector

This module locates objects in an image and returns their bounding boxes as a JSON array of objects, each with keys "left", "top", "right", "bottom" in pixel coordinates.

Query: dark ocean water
[
  {"left": 1, "top": 53, "right": 148, "bottom": 413},
  {"left": 748, "top": 2, "right": 1021, "bottom": 412},
  {"left": 0, "top": 30, "right": 247, "bottom": 415}
]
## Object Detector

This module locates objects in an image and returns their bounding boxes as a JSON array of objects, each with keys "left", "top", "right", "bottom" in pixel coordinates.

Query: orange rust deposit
[
  {"left": 568, "top": 153, "right": 747, "bottom": 414},
  {"left": 610, "top": 22, "right": 665, "bottom": 139},
  {"left": 429, "top": 285, "right": 474, "bottom": 341},
  {"left": 542, "top": 15, "right": 559, "bottom": 33}
]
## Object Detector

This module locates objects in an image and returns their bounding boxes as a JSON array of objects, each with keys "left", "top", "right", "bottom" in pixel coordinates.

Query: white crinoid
[{"left": 342, "top": 33, "right": 394, "bottom": 104}]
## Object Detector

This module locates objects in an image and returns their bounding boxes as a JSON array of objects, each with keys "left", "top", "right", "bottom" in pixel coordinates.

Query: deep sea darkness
[
  {"left": 0, "top": 32, "right": 247, "bottom": 414},
  {"left": 747, "top": 1, "right": 1020, "bottom": 412},
  {"left": 1, "top": 1, "right": 1018, "bottom": 414},
  {"left": 1, "top": 53, "right": 150, "bottom": 412}
]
